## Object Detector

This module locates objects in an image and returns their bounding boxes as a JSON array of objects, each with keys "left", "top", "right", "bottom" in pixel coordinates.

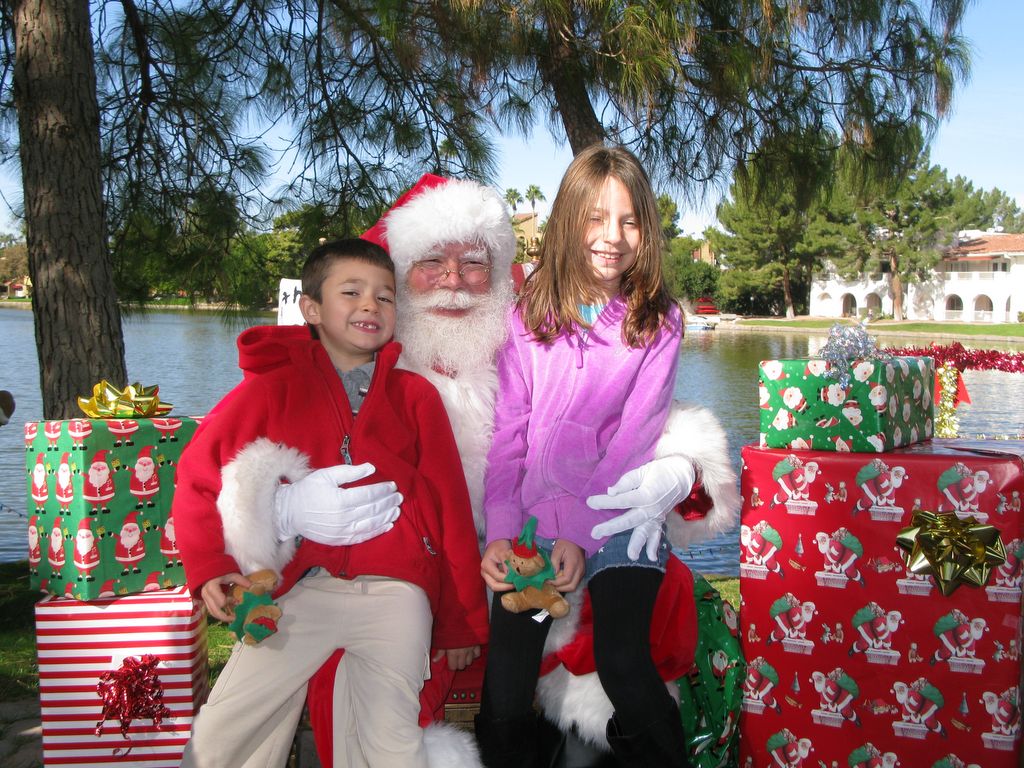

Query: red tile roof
[{"left": 950, "top": 232, "right": 1024, "bottom": 257}]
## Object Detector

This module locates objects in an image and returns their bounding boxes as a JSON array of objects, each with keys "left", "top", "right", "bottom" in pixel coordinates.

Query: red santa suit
[
  {"left": 160, "top": 513, "right": 180, "bottom": 566},
  {"left": 47, "top": 522, "right": 65, "bottom": 576},
  {"left": 152, "top": 417, "right": 183, "bottom": 442},
  {"left": 27, "top": 515, "right": 42, "bottom": 574},
  {"left": 29, "top": 454, "right": 48, "bottom": 511},
  {"left": 55, "top": 452, "right": 75, "bottom": 514},
  {"left": 114, "top": 511, "right": 146, "bottom": 573},
  {"left": 73, "top": 518, "right": 100, "bottom": 581},
  {"left": 44, "top": 421, "right": 62, "bottom": 449},
  {"left": 107, "top": 419, "right": 139, "bottom": 446},
  {"left": 129, "top": 445, "right": 160, "bottom": 507},
  {"left": 24, "top": 422, "right": 38, "bottom": 449},
  {"left": 82, "top": 450, "right": 116, "bottom": 513},
  {"left": 67, "top": 419, "right": 93, "bottom": 450}
]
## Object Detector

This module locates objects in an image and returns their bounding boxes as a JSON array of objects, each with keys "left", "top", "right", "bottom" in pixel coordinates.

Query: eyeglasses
[{"left": 413, "top": 260, "right": 491, "bottom": 286}]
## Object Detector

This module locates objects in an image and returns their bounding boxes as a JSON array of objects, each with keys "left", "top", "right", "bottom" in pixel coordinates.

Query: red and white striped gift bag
[{"left": 35, "top": 586, "right": 209, "bottom": 767}]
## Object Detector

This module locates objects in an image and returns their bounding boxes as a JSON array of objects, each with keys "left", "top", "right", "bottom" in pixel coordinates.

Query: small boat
[{"left": 686, "top": 318, "right": 716, "bottom": 332}]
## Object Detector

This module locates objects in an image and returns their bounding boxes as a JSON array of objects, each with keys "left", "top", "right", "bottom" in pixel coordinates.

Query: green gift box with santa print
[
  {"left": 24, "top": 416, "right": 200, "bottom": 599},
  {"left": 758, "top": 356, "right": 935, "bottom": 452}
]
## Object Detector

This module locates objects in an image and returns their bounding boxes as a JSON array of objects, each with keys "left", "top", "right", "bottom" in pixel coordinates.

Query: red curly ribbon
[{"left": 95, "top": 654, "right": 171, "bottom": 755}]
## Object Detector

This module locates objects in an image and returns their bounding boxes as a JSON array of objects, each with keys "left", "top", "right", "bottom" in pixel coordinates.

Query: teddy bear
[
  {"left": 501, "top": 517, "right": 570, "bottom": 619},
  {"left": 228, "top": 569, "right": 283, "bottom": 645}
]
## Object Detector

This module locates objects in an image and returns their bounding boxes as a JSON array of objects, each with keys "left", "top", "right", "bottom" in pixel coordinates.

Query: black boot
[
  {"left": 475, "top": 711, "right": 540, "bottom": 768},
  {"left": 605, "top": 710, "right": 691, "bottom": 768}
]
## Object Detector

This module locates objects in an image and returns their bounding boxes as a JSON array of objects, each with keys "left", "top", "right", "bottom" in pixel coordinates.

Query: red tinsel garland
[
  {"left": 95, "top": 654, "right": 171, "bottom": 753},
  {"left": 883, "top": 341, "right": 1024, "bottom": 373}
]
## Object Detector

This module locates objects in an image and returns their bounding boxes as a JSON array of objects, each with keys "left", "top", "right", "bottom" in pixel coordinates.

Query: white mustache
[{"left": 414, "top": 290, "right": 478, "bottom": 311}]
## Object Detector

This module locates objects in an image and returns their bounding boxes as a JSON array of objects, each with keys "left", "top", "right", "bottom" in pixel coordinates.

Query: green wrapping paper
[
  {"left": 677, "top": 574, "right": 745, "bottom": 767},
  {"left": 759, "top": 356, "right": 935, "bottom": 452},
  {"left": 24, "top": 416, "right": 199, "bottom": 599}
]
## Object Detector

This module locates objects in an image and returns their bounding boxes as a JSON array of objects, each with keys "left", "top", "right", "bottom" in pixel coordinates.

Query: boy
[{"left": 174, "top": 239, "right": 488, "bottom": 767}]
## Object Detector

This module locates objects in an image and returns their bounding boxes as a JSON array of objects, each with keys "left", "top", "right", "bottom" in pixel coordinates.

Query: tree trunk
[
  {"left": 888, "top": 251, "right": 904, "bottom": 322},
  {"left": 536, "top": 4, "right": 605, "bottom": 154},
  {"left": 13, "top": 0, "right": 126, "bottom": 418},
  {"left": 782, "top": 265, "right": 795, "bottom": 318}
]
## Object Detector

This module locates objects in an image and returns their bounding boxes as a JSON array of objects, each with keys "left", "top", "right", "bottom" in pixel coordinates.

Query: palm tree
[
  {"left": 505, "top": 188, "right": 523, "bottom": 214},
  {"left": 525, "top": 185, "right": 545, "bottom": 216}
]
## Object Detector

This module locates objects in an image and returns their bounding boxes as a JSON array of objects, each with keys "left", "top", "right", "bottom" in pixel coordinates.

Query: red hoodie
[{"left": 173, "top": 325, "right": 488, "bottom": 650}]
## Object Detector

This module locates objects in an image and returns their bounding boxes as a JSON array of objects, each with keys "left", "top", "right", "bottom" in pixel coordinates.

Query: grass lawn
[
  {"left": 0, "top": 560, "right": 739, "bottom": 701},
  {"left": 736, "top": 318, "right": 1024, "bottom": 338}
]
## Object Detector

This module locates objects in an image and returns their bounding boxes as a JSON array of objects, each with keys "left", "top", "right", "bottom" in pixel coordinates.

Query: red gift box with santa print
[
  {"left": 35, "top": 585, "right": 209, "bottom": 767},
  {"left": 24, "top": 417, "right": 201, "bottom": 599},
  {"left": 738, "top": 440, "right": 1024, "bottom": 768}
]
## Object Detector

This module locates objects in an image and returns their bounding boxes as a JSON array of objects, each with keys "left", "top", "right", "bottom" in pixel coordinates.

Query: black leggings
[{"left": 479, "top": 566, "right": 674, "bottom": 733}]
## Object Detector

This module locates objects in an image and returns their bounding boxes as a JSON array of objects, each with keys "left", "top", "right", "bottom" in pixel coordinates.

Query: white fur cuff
[
  {"left": 656, "top": 402, "right": 742, "bottom": 551},
  {"left": 423, "top": 721, "right": 482, "bottom": 767},
  {"left": 218, "top": 438, "right": 312, "bottom": 575}
]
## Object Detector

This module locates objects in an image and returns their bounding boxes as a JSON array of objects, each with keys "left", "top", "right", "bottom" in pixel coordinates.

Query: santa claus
[
  {"left": 82, "top": 450, "right": 116, "bottom": 514},
  {"left": 213, "top": 175, "right": 739, "bottom": 766},
  {"left": 160, "top": 512, "right": 180, "bottom": 567},
  {"left": 47, "top": 520, "right": 65, "bottom": 578},
  {"left": 129, "top": 445, "right": 160, "bottom": 508},
  {"left": 55, "top": 452, "right": 75, "bottom": 514},
  {"left": 114, "top": 510, "right": 146, "bottom": 575},
  {"left": 27, "top": 515, "right": 41, "bottom": 574},
  {"left": 29, "top": 453, "right": 48, "bottom": 512},
  {"left": 73, "top": 518, "right": 100, "bottom": 581}
]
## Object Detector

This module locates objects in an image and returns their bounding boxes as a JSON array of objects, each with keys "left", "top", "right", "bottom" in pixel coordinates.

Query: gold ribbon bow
[
  {"left": 77, "top": 381, "right": 173, "bottom": 418},
  {"left": 896, "top": 510, "right": 1006, "bottom": 596}
]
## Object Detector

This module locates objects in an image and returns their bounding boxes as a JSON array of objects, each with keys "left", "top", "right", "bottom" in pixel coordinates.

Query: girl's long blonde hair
[{"left": 518, "top": 144, "right": 675, "bottom": 348}]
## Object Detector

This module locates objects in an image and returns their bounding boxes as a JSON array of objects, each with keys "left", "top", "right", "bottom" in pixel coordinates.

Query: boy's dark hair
[{"left": 301, "top": 238, "right": 395, "bottom": 302}]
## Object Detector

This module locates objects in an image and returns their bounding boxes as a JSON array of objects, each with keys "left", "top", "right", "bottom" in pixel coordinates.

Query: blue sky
[
  {"left": 495, "top": 1, "right": 1024, "bottom": 236},
  {"left": 0, "top": 2, "right": 1019, "bottom": 238}
]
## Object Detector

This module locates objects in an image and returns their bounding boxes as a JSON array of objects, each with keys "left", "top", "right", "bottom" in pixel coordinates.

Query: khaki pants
[{"left": 181, "top": 572, "right": 433, "bottom": 768}]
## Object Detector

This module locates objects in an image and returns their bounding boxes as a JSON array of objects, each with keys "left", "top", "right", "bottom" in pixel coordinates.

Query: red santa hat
[
  {"left": 362, "top": 174, "right": 516, "bottom": 284},
  {"left": 29, "top": 514, "right": 38, "bottom": 530},
  {"left": 78, "top": 518, "right": 93, "bottom": 533},
  {"left": 51, "top": 520, "right": 62, "bottom": 536},
  {"left": 64, "top": 583, "right": 75, "bottom": 598},
  {"left": 100, "top": 579, "right": 115, "bottom": 595},
  {"left": 91, "top": 450, "right": 109, "bottom": 466},
  {"left": 144, "top": 572, "right": 162, "bottom": 591},
  {"left": 34, "top": 453, "right": 45, "bottom": 470},
  {"left": 136, "top": 446, "right": 154, "bottom": 462},
  {"left": 60, "top": 452, "right": 70, "bottom": 466},
  {"left": 122, "top": 511, "right": 139, "bottom": 528}
]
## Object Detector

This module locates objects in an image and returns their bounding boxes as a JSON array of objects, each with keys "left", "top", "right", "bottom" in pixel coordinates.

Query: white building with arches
[{"left": 809, "top": 230, "right": 1024, "bottom": 322}]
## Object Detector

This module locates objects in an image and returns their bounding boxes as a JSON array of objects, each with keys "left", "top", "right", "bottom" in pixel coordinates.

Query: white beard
[
  {"left": 396, "top": 281, "right": 512, "bottom": 377},
  {"left": 76, "top": 533, "right": 94, "bottom": 556},
  {"left": 135, "top": 460, "right": 155, "bottom": 483},
  {"left": 58, "top": 466, "right": 71, "bottom": 486},
  {"left": 121, "top": 527, "right": 140, "bottom": 549},
  {"left": 29, "top": 529, "right": 38, "bottom": 548},
  {"left": 33, "top": 468, "right": 45, "bottom": 487},
  {"left": 51, "top": 534, "right": 63, "bottom": 553},
  {"left": 89, "top": 465, "right": 109, "bottom": 488}
]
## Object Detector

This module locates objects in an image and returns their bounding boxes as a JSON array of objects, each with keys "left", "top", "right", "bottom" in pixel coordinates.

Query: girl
[{"left": 477, "top": 144, "right": 688, "bottom": 768}]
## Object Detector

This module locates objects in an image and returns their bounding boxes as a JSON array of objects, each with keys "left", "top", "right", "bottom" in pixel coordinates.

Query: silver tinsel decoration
[{"left": 819, "top": 321, "right": 891, "bottom": 388}]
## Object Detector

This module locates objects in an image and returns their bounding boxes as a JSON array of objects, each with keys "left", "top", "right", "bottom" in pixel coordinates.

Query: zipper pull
[
  {"left": 422, "top": 537, "right": 437, "bottom": 556},
  {"left": 341, "top": 435, "right": 352, "bottom": 464}
]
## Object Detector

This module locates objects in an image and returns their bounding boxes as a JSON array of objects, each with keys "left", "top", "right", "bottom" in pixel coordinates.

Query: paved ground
[{"left": 0, "top": 698, "right": 42, "bottom": 768}]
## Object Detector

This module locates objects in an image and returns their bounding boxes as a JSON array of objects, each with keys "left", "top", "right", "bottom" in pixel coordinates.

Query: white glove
[
  {"left": 588, "top": 456, "right": 696, "bottom": 562},
  {"left": 273, "top": 463, "right": 402, "bottom": 545}
]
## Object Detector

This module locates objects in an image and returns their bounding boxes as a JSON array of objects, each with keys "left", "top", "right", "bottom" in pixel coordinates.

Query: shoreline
[
  {"left": 713, "top": 318, "right": 1024, "bottom": 346},
  {"left": 5, "top": 300, "right": 1023, "bottom": 344}
]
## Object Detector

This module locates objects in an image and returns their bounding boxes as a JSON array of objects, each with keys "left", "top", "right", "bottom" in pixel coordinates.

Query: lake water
[{"left": 3, "top": 308, "right": 1024, "bottom": 575}]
